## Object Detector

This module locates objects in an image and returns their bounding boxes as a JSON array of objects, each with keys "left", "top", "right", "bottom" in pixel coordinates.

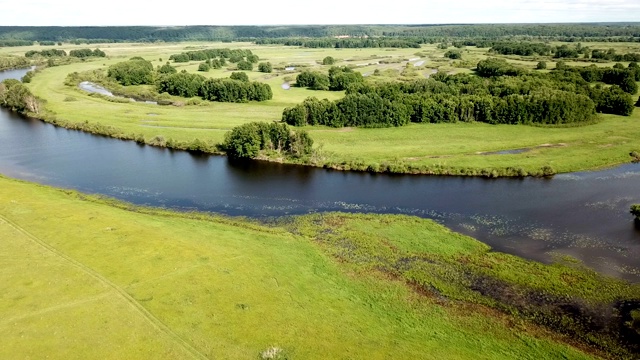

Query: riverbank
[
  {"left": 14, "top": 43, "right": 639, "bottom": 177},
  {"left": 1, "top": 174, "right": 638, "bottom": 358}
]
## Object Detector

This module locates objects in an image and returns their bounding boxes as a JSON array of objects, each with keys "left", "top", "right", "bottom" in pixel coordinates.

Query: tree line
[
  {"left": 0, "top": 79, "right": 40, "bottom": 114},
  {"left": 0, "top": 56, "right": 30, "bottom": 71},
  {"left": 254, "top": 37, "right": 422, "bottom": 48},
  {"left": 25, "top": 48, "right": 105, "bottom": 58},
  {"left": 2, "top": 24, "right": 640, "bottom": 44},
  {"left": 283, "top": 59, "right": 638, "bottom": 128},
  {"left": 156, "top": 72, "right": 272, "bottom": 102},
  {"left": 489, "top": 42, "right": 552, "bottom": 56},
  {"left": 169, "top": 48, "right": 256, "bottom": 63},
  {"left": 295, "top": 66, "right": 364, "bottom": 91}
]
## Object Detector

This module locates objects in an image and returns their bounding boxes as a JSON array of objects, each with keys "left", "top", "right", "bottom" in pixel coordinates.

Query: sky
[{"left": 1, "top": 0, "right": 640, "bottom": 26}]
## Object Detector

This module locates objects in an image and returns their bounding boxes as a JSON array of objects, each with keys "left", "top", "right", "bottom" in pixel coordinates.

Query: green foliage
[
  {"left": 631, "top": 204, "right": 640, "bottom": 219},
  {"left": 107, "top": 59, "right": 154, "bottom": 86},
  {"left": 258, "top": 62, "right": 272, "bottom": 73},
  {"left": 169, "top": 48, "right": 254, "bottom": 63},
  {"left": 554, "top": 44, "right": 579, "bottom": 58},
  {"left": 246, "top": 54, "right": 259, "bottom": 63},
  {"left": 490, "top": 42, "right": 551, "bottom": 56},
  {"left": 230, "top": 72, "right": 249, "bottom": 82},
  {"left": 322, "top": 56, "right": 335, "bottom": 65},
  {"left": 0, "top": 56, "right": 30, "bottom": 71},
  {"left": 296, "top": 71, "right": 329, "bottom": 90},
  {"left": 21, "top": 70, "right": 35, "bottom": 83},
  {"left": 158, "top": 62, "right": 177, "bottom": 74},
  {"left": 444, "top": 50, "right": 462, "bottom": 59},
  {"left": 222, "top": 122, "right": 313, "bottom": 159},
  {"left": 197, "top": 62, "right": 210, "bottom": 72},
  {"left": 157, "top": 71, "right": 271, "bottom": 103},
  {"left": 283, "top": 95, "right": 410, "bottom": 128},
  {"left": 296, "top": 67, "right": 364, "bottom": 91},
  {"left": 237, "top": 60, "right": 253, "bottom": 71},
  {"left": 591, "top": 86, "right": 635, "bottom": 116},
  {"left": 156, "top": 72, "right": 205, "bottom": 98},
  {"left": 476, "top": 58, "right": 524, "bottom": 77},
  {"left": 328, "top": 66, "right": 364, "bottom": 91},
  {"left": 25, "top": 49, "right": 67, "bottom": 58},
  {"left": 0, "top": 79, "right": 40, "bottom": 113},
  {"left": 536, "top": 61, "right": 547, "bottom": 70},
  {"left": 200, "top": 78, "right": 272, "bottom": 102},
  {"left": 285, "top": 69, "right": 602, "bottom": 128},
  {"left": 69, "top": 48, "right": 106, "bottom": 58}
]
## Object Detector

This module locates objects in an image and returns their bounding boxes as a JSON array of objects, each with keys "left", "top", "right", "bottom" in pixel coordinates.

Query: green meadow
[
  {"left": 3, "top": 175, "right": 638, "bottom": 359},
  {"left": 3, "top": 41, "right": 639, "bottom": 175}
]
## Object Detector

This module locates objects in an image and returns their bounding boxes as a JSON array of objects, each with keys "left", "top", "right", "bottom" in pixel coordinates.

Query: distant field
[
  {"left": 6, "top": 41, "right": 640, "bottom": 175},
  {"left": 1, "top": 175, "right": 626, "bottom": 359}
]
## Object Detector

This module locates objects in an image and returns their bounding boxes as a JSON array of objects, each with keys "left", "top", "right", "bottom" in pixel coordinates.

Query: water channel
[{"left": 2, "top": 68, "right": 639, "bottom": 281}]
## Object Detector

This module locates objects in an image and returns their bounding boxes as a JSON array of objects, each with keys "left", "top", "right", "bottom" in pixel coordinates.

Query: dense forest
[
  {"left": 1, "top": 24, "right": 639, "bottom": 44},
  {"left": 283, "top": 60, "right": 637, "bottom": 128}
]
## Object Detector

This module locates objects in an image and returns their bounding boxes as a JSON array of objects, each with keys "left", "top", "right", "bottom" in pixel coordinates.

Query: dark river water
[{"left": 2, "top": 68, "right": 639, "bottom": 281}]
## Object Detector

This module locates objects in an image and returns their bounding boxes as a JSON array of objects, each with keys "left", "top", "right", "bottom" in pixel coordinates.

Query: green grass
[
  {"left": 11, "top": 41, "right": 640, "bottom": 175},
  {"left": 0, "top": 175, "right": 624, "bottom": 359}
]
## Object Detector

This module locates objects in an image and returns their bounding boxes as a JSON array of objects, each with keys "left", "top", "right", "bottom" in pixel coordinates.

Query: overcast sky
[{"left": 2, "top": 0, "right": 639, "bottom": 26}]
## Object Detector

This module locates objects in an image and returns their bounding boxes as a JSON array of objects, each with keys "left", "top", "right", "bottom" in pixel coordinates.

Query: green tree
[
  {"left": 158, "top": 62, "right": 177, "bottom": 74},
  {"left": 444, "top": 50, "right": 462, "bottom": 59},
  {"left": 237, "top": 60, "right": 253, "bottom": 71},
  {"left": 108, "top": 59, "right": 154, "bottom": 85},
  {"left": 631, "top": 204, "right": 640, "bottom": 219},
  {"left": 258, "top": 62, "right": 272, "bottom": 73},
  {"left": 198, "top": 62, "right": 210, "bottom": 72},
  {"left": 230, "top": 72, "right": 249, "bottom": 82},
  {"left": 536, "top": 61, "right": 547, "bottom": 70},
  {"left": 322, "top": 56, "right": 335, "bottom": 65}
]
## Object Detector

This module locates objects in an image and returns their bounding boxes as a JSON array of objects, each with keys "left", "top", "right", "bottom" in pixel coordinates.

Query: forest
[{"left": 1, "top": 24, "right": 640, "bottom": 44}]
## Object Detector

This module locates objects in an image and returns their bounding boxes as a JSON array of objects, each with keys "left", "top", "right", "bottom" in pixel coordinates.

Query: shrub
[
  {"left": 258, "top": 62, "right": 272, "bottom": 73},
  {"left": 237, "top": 60, "right": 253, "bottom": 71},
  {"left": 631, "top": 204, "right": 640, "bottom": 219},
  {"left": 230, "top": 72, "right": 249, "bottom": 82},
  {"left": 322, "top": 56, "right": 335, "bottom": 65},
  {"left": 222, "top": 122, "right": 313, "bottom": 159}
]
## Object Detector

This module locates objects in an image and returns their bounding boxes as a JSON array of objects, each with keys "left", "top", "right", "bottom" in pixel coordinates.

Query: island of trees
[{"left": 283, "top": 59, "right": 637, "bottom": 128}]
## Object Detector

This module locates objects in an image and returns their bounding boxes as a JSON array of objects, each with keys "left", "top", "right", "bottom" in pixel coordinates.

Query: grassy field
[
  {"left": 3, "top": 175, "right": 639, "bottom": 359},
  {"left": 4, "top": 41, "right": 640, "bottom": 175}
]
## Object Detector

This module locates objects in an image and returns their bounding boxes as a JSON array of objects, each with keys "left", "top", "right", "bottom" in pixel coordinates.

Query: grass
[
  {"left": 6, "top": 41, "right": 640, "bottom": 175},
  {"left": 2, "top": 175, "right": 633, "bottom": 359}
]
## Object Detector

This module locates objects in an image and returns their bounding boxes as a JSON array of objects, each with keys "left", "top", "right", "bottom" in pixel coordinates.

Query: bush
[
  {"left": 258, "top": 62, "right": 272, "bottom": 73},
  {"left": 108, "top": 59, "right": 154, "bottom": 86},
  {"left": 322, "top": 56, "right": 335, "bottom": 65},
  {"left": 631, "top": 204, "right": 640, "bottom": 219},
  {"left": 536, "top": 61, "right": 547, "bottom": 70},
  {"left": 444, "top": 50, "right": 462, "bottom": 59},
  {"left": 197, "top": 63, "right": 210, "bottom": 72},
  {"left": 237, "top": 60, "right": 253, "bottom": 71},
  {"left": 222, "top": 122, "right": 313, "bottom": 159},
  {"left": 230, "top": 72, "right": 249, "bottom": 82}
]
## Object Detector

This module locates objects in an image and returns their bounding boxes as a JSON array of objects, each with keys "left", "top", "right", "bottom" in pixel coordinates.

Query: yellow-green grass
[
  {"left": 0, "top": 175, "right": 609, "bottom": 359},
  {"left": 15, "top": 42, "right": 640, "bottom": 174}
]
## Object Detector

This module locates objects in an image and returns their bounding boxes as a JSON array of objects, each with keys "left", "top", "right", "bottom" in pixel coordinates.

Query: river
[{"left": 2, "top": 68, "right": 639, "bottom": 281}]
